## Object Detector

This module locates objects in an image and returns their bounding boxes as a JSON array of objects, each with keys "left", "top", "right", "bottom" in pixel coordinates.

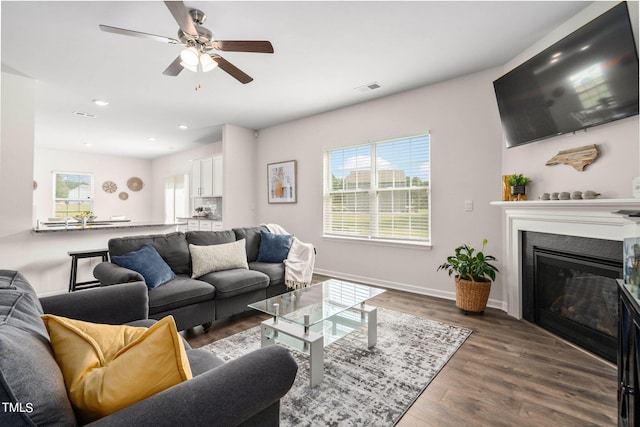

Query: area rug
[{"left": 201, "top": 308, "right": 472, "bottom": 426}]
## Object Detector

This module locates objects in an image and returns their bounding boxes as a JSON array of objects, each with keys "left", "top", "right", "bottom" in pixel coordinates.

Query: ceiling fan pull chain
[{"left": 195, "top": 65, "right": 202, "bottom": 91}]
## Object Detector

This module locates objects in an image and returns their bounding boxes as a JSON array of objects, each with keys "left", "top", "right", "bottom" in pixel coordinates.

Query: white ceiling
[{"left": 1, "top": 1, "right": 591, "bottom": 159}]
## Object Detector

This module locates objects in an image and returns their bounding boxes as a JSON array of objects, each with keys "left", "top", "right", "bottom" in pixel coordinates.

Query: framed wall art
[{"left": 267, "top": 160, "right": 297, "bottom": 204}]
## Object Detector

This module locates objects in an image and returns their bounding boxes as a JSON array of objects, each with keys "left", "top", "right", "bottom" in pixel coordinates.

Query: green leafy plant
[
  {"left": 507, "top": 174, "right": 532, "bottom": 187},
  {"left": 437, "top": 239, "right": 499, "bottom": 282}
]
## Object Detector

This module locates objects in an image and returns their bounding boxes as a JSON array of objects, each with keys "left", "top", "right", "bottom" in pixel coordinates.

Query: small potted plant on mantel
[
  {"left": 507, "top": 174, "right": 532, "bottom": 201},
  {"left": 437, "top": 239, "right": 499, "bottom": 314}
]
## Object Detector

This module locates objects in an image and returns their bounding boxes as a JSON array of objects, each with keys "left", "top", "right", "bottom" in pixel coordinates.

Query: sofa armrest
[
  {"left": 88, "top": 345, "right": 298, "bottom": 427},
  {"left": 40, "top": 282, "right": 149, "bottom": 324},
  {"left": 94, "top": 262, "right": 145, "bottom": 286}
]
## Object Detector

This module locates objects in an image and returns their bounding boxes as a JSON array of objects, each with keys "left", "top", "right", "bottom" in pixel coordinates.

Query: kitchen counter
[{"left": 33, "top": 220, "right": 186, "bottom": 233}]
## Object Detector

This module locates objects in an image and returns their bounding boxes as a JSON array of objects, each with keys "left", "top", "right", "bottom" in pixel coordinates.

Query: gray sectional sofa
[
  {"left": 0, "top": 269, "right": 298, "bottom": 426},
  {"left": 93, "top": 225, "right": 291, "bottom": 331}
]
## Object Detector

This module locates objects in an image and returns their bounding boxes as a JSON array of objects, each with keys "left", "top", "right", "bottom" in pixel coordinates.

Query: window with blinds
[{"left": 323, "top": 134, "right": 430, "bottom": 244}]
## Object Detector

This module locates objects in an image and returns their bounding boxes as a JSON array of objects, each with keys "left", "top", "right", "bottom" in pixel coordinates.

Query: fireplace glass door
[{"left": 535, "top": 249, "right": 620, "bottom": 362}]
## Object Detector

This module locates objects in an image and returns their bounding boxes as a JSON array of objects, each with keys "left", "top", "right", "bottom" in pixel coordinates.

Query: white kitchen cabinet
[
  {"left": 183, "top": 218, "right": 223, "bottom": 231},
  {"left": 198, "top": 220, "right": 214, "bottom": 231},
  {"left": 191, "top": 156, "right": 223, "bottom": 197}
]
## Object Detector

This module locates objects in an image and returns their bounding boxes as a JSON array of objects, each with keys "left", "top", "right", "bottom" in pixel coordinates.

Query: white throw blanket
[{"left": 263, "top": 224, "right": 316, "bottom": 289}]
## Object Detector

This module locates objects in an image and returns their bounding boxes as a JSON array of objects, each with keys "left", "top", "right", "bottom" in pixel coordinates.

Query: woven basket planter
[{"left": 455, "top": 276, "right": 491, "bottom": 314}]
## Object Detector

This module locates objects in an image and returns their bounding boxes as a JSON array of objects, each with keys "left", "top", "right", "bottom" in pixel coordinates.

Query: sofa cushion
[
  {"left": 108, "top": 232, "right": 191, "bottom": 275},
  {"left": 186, "top": 229, "right": 236, "bottom": 246},
  {"left": 112, "top": 244, "right": 176, "bottom": 289},
  {"left": 147, "top": 276, "right": 215, "bottom": 315},
  {"left": 199, "top": 269, "right": 269, "bottom": 299},
  {"left": 0, "top": 270, "right": 77, "bottom": 427},
  {"left": 249, "top": 261, "right": 285, "bottom": 286},
  {"left": 257, "top": 230, "right": 292, "bottom": 263},
  {"left": 189, "top": 240, "right": 249, "bottom": 278},
  {"left": 233, "top": 226, "right": 268, "bottom": 262},
  {"left": 42, "top": 314, "right": 192, "bottom": 424}
]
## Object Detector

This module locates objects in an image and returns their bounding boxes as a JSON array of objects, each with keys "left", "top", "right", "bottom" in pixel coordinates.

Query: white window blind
[{"left": 323, "top": 134, "right": 430, "bottom": 244}]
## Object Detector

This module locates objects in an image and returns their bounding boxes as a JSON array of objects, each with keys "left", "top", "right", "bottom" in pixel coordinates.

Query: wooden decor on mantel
[{"left": 545, "top": 144, "right": 599, "bottom": 171}]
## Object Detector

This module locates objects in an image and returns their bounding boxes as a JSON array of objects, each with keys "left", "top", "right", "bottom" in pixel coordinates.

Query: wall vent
[
  {"left": 355, "top": 82, "right": 382, "bottom": 92},
  {"left": 73, "top": 111, "right": 96, "bottom": 118}
]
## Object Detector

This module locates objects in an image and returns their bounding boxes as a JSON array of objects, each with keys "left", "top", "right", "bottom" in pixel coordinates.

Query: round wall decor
[
  {"left": 119, "top": 192, "right": 129, "bottom": 200},
  {"left": 127, "top": 177, "right": 144, "bottom": 191},
  {"left": 102, "top": 181, "right": 117, "bottom": 193}
]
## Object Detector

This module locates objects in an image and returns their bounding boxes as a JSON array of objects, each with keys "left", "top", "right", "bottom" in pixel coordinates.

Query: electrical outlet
[{"left": 464, "top": 200, "right": 473, "bottom": 212}]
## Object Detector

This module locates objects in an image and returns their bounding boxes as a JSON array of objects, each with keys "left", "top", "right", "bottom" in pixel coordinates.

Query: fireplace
[{"left": 522, "top": 231, "right": 622, "bottom": 362}]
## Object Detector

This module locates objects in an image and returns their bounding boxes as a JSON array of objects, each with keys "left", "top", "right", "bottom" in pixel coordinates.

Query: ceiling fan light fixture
[
  {"left": 199, "top": 53, "right": 218, "bottom": 72},
  {"left": 180, "top": 61, "right": 199, "bottom": 73},
  {"left": 180, "top": 46, "right": 200, "bottom": 66}
]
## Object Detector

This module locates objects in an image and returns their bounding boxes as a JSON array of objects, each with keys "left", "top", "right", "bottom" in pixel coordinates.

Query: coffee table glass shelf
[{"left": 248, "top": 279, "right": 385, "bottom": 387}]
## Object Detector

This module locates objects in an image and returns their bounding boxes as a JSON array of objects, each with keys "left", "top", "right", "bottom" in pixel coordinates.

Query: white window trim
[
  {"left": 52, "top": 171, "right": 95, "bottom": 218},
  {"left": 322, "top": 234, "right": 433, "bottom": 250},
  {"left": 322, "top": 134, "right": 431, "bottom": 246}
]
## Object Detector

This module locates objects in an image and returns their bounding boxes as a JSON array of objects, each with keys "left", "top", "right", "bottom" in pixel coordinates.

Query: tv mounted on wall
[{"left": 493, "top": 2, "right": 639, "bottom": 148}]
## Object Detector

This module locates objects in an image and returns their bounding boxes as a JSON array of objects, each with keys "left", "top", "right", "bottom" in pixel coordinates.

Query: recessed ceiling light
[
  {"left": 83, "top": 142, "right": 93, "bottom": 147},
  {"left": 178, "top": 124, "right": 189, "bottom": 130},
  {"left": 147, "top": 137, "right": 156, "bottom": 142},
  {"left": 92, "top": 99, "right": 109, "bottom": 107}
]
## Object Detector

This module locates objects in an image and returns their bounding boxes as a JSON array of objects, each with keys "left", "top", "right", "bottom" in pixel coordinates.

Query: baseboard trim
[{"left": 314, "top": 268, "right": 504, "bottom": 311}]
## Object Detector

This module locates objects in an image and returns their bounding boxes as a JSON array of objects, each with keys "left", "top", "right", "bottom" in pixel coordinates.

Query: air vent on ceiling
[
  {"left": 73, "top": 111, "right": 96, "bottom": 118},
  {"left": 355, "top": 82, "right": 382, "bottom": 93}
]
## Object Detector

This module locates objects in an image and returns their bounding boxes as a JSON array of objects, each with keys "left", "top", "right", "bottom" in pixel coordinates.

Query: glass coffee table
[{"left": 248, "top": 279, "right": 385, "bottom": 387}]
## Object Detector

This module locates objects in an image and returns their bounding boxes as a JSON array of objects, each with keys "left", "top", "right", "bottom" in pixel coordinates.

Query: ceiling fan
[{"left": 99, "top": 1, "right": 274, "bottom": 84}]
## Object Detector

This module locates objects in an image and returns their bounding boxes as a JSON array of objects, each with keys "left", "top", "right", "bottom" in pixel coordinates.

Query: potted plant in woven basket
[{"left": 437, "top": 239, "right": 499, "bottom": 314}]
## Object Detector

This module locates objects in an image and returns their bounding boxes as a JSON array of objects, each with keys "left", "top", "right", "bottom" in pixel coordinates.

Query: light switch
[{"left": 464, "top": 200, "right": 473, "bottom": 212}]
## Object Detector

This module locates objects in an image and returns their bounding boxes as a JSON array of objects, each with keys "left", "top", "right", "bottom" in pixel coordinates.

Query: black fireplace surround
[{"left": 522, "top": 231, "right": 623, "bottom": 362}]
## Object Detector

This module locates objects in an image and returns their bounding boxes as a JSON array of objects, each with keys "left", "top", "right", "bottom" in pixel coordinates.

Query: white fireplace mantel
[{"left": 491, "top": 199, "right": 640, "bottom": 318}]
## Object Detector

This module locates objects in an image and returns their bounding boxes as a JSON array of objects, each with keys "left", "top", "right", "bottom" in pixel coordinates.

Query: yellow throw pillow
[{"left": 41, "top": 314, "right": 192, "bottom": 424}]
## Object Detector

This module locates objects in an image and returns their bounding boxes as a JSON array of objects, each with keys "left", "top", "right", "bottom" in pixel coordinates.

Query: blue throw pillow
[
  {"left": 256, "top": 230, "right": 293, "bottom": 263},
  {"left": 111, "top": 244, "right": 176, "bottom": 289}
]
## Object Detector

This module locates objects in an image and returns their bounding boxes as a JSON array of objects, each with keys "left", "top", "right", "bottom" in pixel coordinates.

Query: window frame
[
  {"left": 52, "top": 171, "right": 94, "bottom": 219},
  {"left": 323, "top": 134, "right": 431, "bottom": 247}
]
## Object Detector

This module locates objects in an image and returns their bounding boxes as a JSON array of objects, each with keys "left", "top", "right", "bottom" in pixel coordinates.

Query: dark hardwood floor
[{"left": 185, "top": 275, "right": 617, "bottom": 426}]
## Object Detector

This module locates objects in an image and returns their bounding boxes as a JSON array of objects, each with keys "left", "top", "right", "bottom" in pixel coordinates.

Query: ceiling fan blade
[
  {"left": 162, "top": 56, "right": 184, "bottom": 76},
  {"left": 212, "top": 40, "right": 274, "bottom": 54},
  {"left": 164, "top": 1, "right": 198, "bottom": 37},
  {"left": 212, "top": 56, "right": 253, "bottom": 84},
  {"left": 99, "top": 24, "right": 180, "bottom": 44}
]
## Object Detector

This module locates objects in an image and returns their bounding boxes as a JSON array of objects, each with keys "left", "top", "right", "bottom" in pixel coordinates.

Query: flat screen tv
[{"left": 493, "top": 2, "right": 639, "bottom": 148}]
